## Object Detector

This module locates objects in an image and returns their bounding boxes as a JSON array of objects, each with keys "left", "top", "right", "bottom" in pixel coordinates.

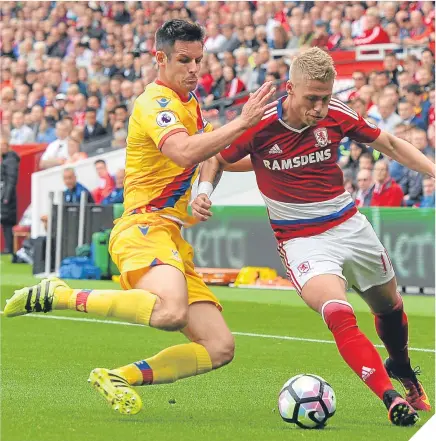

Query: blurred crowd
[{"left": 0, "top": 1, "right": 435, "bottom": 211}]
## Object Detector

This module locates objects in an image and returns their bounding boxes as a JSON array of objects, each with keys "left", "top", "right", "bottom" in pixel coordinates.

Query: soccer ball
[{"left": 278, "top": 374, "right": 336, "bottom": 429}]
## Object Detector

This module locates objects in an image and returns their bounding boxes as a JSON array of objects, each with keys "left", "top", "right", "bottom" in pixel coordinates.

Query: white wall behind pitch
[{"left": 31, "top": 150, "right": 265, "bottom": 237}]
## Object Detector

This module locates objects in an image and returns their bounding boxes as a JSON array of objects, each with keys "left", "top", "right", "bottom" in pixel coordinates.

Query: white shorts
[{"left": 277, "top": 212, "right": 395, "bottom": 294}]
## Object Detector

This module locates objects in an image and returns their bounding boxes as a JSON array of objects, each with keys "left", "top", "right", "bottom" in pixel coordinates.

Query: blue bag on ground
[{"left": 59, "top": 257, "right": 102, "bottom": 280}]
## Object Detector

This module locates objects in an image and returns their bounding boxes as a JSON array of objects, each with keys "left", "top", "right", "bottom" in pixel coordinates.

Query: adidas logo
[
  {"left": 362, "top": 366, "right": 376, "bottom": 381},
  {"left": 268, "top": 144, "right": 282, "bottom": 154}
]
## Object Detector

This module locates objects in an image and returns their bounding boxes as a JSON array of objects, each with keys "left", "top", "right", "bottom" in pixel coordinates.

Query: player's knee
[
  {"left": 205, "top": 335, "right": 235, "bottom": 369},
  {"left": 321, "top": 300, "right": 356, "bottom": 332},
  {"left": 160, "top": 309, "right": 189, "bottom": 331}
]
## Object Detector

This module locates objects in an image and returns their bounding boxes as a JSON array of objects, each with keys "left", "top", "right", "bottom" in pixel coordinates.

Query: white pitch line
[{"left": 1, "top": 312, "right": 435, "bottom": 354}]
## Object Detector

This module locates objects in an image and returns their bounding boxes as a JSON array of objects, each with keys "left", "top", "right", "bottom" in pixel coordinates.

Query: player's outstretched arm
[
  {"left": 191, "top": 153, "right": 252, "bottom": 222},
  {"left": 191, "top": 156, "right": 223, "bottom": 222},
  {"left": 161, "top": 82, "right": 276, "bottom": 168},
  {"left": 370, "top": 131, "right": 435, "bottom": 178}
]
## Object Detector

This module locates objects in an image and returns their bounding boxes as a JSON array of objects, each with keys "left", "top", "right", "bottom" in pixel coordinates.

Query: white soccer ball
[{"left": 278, "top": 374, "right": 336, "bottom": 429}]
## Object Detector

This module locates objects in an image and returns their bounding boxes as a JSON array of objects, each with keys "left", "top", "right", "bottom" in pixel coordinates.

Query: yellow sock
[
  {"left": 54, "top": 287, "right": 157, "bottom": 326},
  {"left": 116, "top": 343, "right": 213, "bottom": 386}
]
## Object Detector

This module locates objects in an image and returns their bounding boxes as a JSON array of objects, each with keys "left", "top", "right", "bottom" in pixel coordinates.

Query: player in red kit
[{"left": 193, "top": 48, "right": 434, "bottom": 427}]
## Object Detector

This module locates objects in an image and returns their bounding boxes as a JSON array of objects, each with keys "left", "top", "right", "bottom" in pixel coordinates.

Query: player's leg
[
  {"left": 357, "top": 278, "right": 431, "bottom": 412},
  {"left": 4, "top": 220, "right": 187, "bottom": 331},
  {"left": 280, "top": 234, "right": 418, "bottom": 426},
  {"left": 112, "top": 256, "right": 230, "bottom": 386},
  {"left": 348, "top": 214, "right": 431, "bottom": 412},
  {"left": 88, "top": 231, "right": 227, "bottom": 414}
]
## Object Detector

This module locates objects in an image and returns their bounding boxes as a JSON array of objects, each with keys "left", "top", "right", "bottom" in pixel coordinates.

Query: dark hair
[
  {"left": 422, "top": 47, "right": 434, "bottom": 57},
  {"left": 155, "top": 19, "right": 204, "bottom": 56},
  {"left": 85, "top": 107, "right": 97, "bottom": 114},
  {"left": 377, "top": 70, "right": 390, "bottom": 78},
  {"left": 94, "top": 159, "right": 106, "bottom": 166},
  {"left": 115, "top": 104, "right": 128, "bottom": 112},
  {"left": 88, "top": 94, "right": 101, "bottom": 106}
]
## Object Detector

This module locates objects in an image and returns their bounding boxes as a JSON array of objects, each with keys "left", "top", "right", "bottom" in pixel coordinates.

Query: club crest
[{"left": 313, "top": 128, "right": 331, "bottom": 148}]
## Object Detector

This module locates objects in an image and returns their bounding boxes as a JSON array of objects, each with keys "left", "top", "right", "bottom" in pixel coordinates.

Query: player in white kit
[{"left": 193, "top": 48, "right": 434, "bottom": 426}]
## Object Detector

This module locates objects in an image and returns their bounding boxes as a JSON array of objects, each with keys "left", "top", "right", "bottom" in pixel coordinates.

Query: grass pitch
[{"left": 1, "top": 256, "right": 434, "bottom": 441}]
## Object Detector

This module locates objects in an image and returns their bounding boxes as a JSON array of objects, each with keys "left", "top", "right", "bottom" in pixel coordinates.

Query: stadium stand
[{"left": 0, "top": 1, "right": 435, "bottom": 253}]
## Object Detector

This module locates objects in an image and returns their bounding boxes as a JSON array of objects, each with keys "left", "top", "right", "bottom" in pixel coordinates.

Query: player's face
[
  {"left": 288, "top": 78, "right": 333, "bottom": 127},
  {"left": 157, "top": 40, "right": 204, "bottom": 94}
]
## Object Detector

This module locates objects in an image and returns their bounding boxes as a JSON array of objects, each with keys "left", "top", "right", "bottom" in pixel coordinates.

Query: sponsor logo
[
  {"left": 362, "top": 366, "right": 376, "bottom": 381},
  {"left": 156, "top": 97, "right": 171, "bottom": 108},
  {"left": 263, "top": 149, "right": 331, "bottom": 171},
  {"left": 156, "top": 111, "right": 177, "bottom": 127},
  {"left": 314, "top": 127, "right": 331, "bottom": 148},
  {"left": 297, "top": 261, "right": 310, "bottom": 274},
  {"left": 171, "top": 249, "right": 182, "bottom": 262},
  {"left": 268, "top": 144, "right": 283, "bottom": 154}
]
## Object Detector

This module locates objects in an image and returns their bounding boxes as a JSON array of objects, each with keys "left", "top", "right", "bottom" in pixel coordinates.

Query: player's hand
[
  {"left": 191, "top": 194, "right": 213, "bottom": 222},
  {"left": 240, "top": 82, "right": 278, "bottom": 129}
]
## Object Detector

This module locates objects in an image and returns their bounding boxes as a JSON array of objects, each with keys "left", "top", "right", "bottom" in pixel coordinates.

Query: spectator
[
  {"left": 234, "top": 48, "right": 253, "bottom": 92},
  {"left": 65, "top": 139, "right": 88, "bottom": 164},
  {"left": 342, "top": 141, "right": 367, "bottom": 182},
  {"left": 204, "top": 23, "right": 226, "bottom": 53},
  {"left": 84, "top": 108, "right": 107, "bottom": 141},
  {"left": 113, "top": 104, "right": 129, "bottom": 130},
  {"left": 92, "top": 159, "right": 115, "bottom": 204},
  {"left": 382, "top": 84, "right": 400, "bottom": 108},
  {"left": 358, "top": 152, "right": 374, "bottom": 172},
  {"left": 205, "top": 63, "right": 225, "bottom": 106},
  {"left": 63, "top": 168, "right": 94, "bottom": 204},
  {"left": 350, "top": 98, "right": 368, "bottom": 118},
  {"left": 347, "top": 72, "right": 367, "bottom": 102},
  {"left": 397, "top": 99, "right": 426, "bottom": 130},
  {"left": 223, "top": 66, "right": 247, "bottom": 106},
  {"left": 344, "top": 178, "right": 356, "bottom": 197},
  {"left": 353, "top": 7, "right": 390, "bottom": 46},
  {"left": 397, "top": 70, "right": 414, "bottom": 97},
  {"left": 411, "top": 127, "right": 434, "bottom": 157},
  {"left": 122, "top": 53, "right": 136, "bottom": 81},
  {"left": 421, "top": 48, "right": 435, "bottom": 75},
  {"left": 1, "top": 137, "right": 20, "bottom": 254},
  {"left": 10, "top": 111, "right": 35, "bottom": 145},
  {"left": 299, "top": 19, "right": 314, "bottom": 47},
  {"left": 311, "top": 20, "right": 329, "bottom": 50},
  {"left": 416, "top": 67, "right": 433, "bottom": 93},
  {"left": 39, "top": 120, "right": 70, "bottom": 169},
  {"left": 419, "top": 177, "right": 435, "bottom": 208},
  {"left": 355, "top": 169, "right": 374, "bottom": 208},
  {"left": 271, "top": 25, "right": 289, "bottom": 49},
  {"left": 404, "top": 10, "right": 433, "bottom": 45},
  {"left": 405, "top": 84, "right": 430, "bottom": 126},
  {"left": 377, "top": 96, "right": 402, "bottom": 133},
  {"left": 249, "top": 46, "right": 269, "bottom": 90},
  {"left": 87, "top": 95, "right": 105, "bottom": 124},
  {"left": 36, "top": 116, "right": 57, "bottom": 144},
  {"left": 351, "top": 3, "right": 366, "bottom": 37},
  {"left": 327, "top": 18, "right": 343, "bottom": 51},
  {"left": 219, "top": 24, "right": 240, "bottom": 53},
  {"left": 102, "top": 169, "right": 125, "bottom": 205},
  {"left": 371, "top": 160, "right": 404, "bottom": 207}
]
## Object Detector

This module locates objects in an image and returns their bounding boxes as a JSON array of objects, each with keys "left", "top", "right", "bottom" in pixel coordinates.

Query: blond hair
[{"left": 290, "top": 47, "right": 337, "bottom": 83}]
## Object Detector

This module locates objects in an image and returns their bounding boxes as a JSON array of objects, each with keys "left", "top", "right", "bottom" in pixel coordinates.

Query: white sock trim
[{"left": 321, "top": 300, "right": 354, "bottom": 325}]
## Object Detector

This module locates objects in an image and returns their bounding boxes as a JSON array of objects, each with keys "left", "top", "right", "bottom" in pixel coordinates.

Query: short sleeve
[
  {"left": 133, "top": 97, "right": 188, "bottom": 150},
  {"left": 329, "top": 98, "right": 381, "bottom": 144},
  {"left": 220, "top": 130, "right": 254, "bottom": 163}
]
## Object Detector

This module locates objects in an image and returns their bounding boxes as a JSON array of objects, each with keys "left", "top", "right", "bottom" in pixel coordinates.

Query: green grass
[{"left": 1, "top": 256, "right": 434, "bottom": 441}]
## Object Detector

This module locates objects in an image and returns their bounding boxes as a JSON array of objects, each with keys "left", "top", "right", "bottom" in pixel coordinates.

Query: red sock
[
  {"left": 322, "top": 300, "right": 393, "bottom": 399},
  {"left": 374, "top": 295, "right": 410, "bottom": 366}
]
